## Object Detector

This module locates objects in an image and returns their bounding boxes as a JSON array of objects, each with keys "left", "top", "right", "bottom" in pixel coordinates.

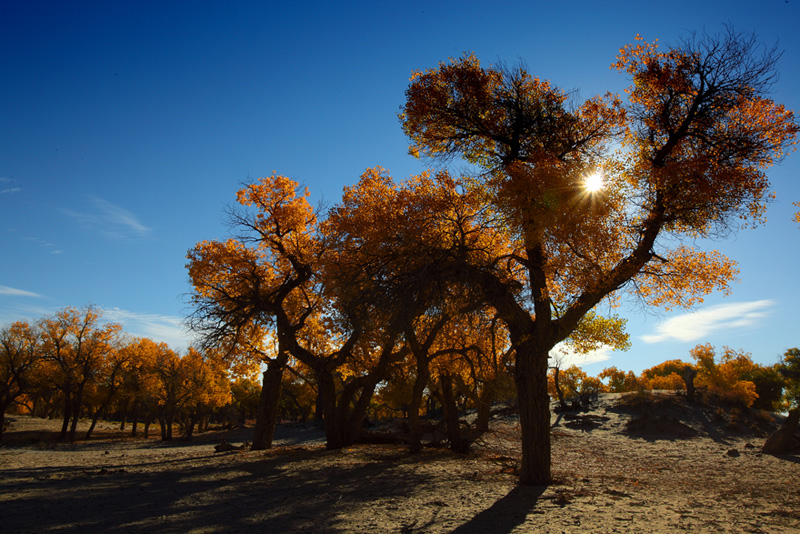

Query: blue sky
[{"left": 2, "top": 1, "right": 798, "bottom": 374}]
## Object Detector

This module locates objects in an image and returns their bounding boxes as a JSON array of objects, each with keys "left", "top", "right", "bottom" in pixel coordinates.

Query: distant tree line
[
  {"left": 3, "top": 306, "right": 799, "bottom": 458},
  {"left": 0, "top": 306, "right": 232, "bottom": 442}
]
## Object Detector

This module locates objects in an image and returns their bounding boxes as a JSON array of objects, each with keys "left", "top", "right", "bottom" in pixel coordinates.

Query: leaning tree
[{"left": 400, "top": 29, "right": 797, "bottom": 484}]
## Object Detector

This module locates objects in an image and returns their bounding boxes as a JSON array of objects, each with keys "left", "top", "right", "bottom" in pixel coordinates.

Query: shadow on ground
[{"left": 2, "top": 447, "right": 439, "bottom": 533}]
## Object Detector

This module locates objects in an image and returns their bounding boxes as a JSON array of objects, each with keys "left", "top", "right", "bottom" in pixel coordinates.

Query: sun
[{"left": 584, "top": 172, "right": 604, "bottom": 193}]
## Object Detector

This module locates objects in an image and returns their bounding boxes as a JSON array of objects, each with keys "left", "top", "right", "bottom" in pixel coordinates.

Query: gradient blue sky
[{"left": 2, "top": 1, "right": 798, "bottom": 374}]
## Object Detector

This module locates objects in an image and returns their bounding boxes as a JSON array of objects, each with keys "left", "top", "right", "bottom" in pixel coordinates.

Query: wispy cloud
[
  {"left": 24, "top": 237, "right": 62, "bottom": 255},
  {"left": 101, "top": 308, "right": 194, "bottom": 351},
  {"left": 641, "top": 300, "right": 775, "bottom": 344},
  {"left": 549, "top": 343, "right": 614, "bottom": 368},
  {"left": 64, "top": 196, "right": 151, "bottom": 239},
  {"left": 1, "top": 177, "right": 20, "bottom": 194},
  {"left": 0, "top": 286, "right": 43, "bottom": 298}
]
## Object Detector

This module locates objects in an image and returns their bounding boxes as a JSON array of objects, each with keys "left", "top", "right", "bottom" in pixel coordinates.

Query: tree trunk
[
  {"left": 683, "top": 366, "right": 697, "bottom": 402},
  {"left": 441, "top": 373, "right": 468, "bottom": 453},
  {"left": 762, "top": 408, "right": 800, "bottom": 454},
  {"left": 130, "top": 403, "right": 140, "bottom": 437},
  {"left": 475, "top": 385, "right": 494, "bottom": 433},
  {"left": 314, "top": 389, "right": 324, "bottom": 421},
  {"left": 119, "top": 398, "right": 129, "bottom": 431},
  {"left": 67, "top": 384, "right": 86, "bottom": 442},
  {"left": 252, "top": 354, "right": 288, "bottom": 450},
  {"left": 317, "top": 370, "right": 344, "bottom": 449},
  {"left": 85, "top": 410, "right": 100, "bottom": 440},
  {"left": 182, "top": 412, "right": 197, "bottom": 441},
  {"left": 344, "top": 380, "right": 382, "bottom": 445},
  {"left": 409, "top": 358, "right": 431, "bottom": 454},
  {"left": 553, "top": 366, "right": 567, "bottom": 410},
  {"left": 60, "top": 395, "right": 71, "bottom": 440},
  {"left": 0, "top": 402, "right": 9, "bottom": 442},
  {"left": 515, "top": 345, "right": 552, "bottom": 485}
]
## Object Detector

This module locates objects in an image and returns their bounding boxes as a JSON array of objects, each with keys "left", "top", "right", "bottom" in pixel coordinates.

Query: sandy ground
[{"left": 1, "top": 393, "right": 798, "bottom": 533}]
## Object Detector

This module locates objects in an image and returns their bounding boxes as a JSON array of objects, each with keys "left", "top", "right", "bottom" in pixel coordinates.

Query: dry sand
[{"left": 1, "top": 393, "right": 798, "bottom": 533}]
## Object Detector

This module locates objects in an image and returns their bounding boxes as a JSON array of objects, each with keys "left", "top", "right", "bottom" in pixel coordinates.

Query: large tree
[
  {"left": 187, "top": 173, "right": 408, "bottom": 450},
  {"left": 400, "top": 30, "right": 797, "bottom": 484}
]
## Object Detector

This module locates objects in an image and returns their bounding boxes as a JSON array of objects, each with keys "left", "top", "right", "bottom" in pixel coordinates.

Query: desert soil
[{"left": 1, "top": 393, "right": 798, "bottom": 533}]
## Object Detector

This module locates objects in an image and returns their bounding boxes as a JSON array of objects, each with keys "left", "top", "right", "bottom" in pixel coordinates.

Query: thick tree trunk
[
  {"left": 252, "top": 354, "right": 288, "bottom": 450},
  {"left": 409, "top": 358, "right": 431, "bottom": 454},
  {"left": 159, "top": 411, "right": 174, "bottom": 441},
  {"left": 441, "top": 373, "right": 468, "bottom": 453},
  {"left": 182, "top": 413, "right": 197, "bottom": 441},
  {"left": 317, "top": 370, "right": 344, "bottom": 449},
  {"left": 515, "top": 345, "right": 552, "bottom": 485}
]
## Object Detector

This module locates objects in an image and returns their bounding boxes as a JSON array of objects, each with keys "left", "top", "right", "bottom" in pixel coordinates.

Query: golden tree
[
  {"left": 177, "top": 347, "right": 232, "bottom": 439},
  {"left": 400, "top": 30, "right": 797, "bottom": 484},
  {"left": 83, "top": 339, "right": 130, "bottom": 439},
  {"left": 0, "top": 321, "right": 41, "bottom": 441},
  {"left": 188, "top": 173, "right": 408, "bottom": 449},
  {"left": 690, "top": 343, "right": 760, "bottom": 406},
  {"left": 115, "top": 337, "right": 170, "bottom": 437},
  {"left": 37, "top": 306, "right": 121, "bottom": 441}
]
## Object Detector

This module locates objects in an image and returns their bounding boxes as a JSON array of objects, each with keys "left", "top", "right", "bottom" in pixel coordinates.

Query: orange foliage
[{"left": 690, "top": 343, "right": 759, "bottom": 407}]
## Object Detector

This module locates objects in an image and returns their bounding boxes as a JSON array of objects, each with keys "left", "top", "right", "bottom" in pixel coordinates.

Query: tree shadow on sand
[
  {"left": 450, "top": 485, "right": 546, "bottom": 534},
  {"left": 2, "top": 447, "right": 442, "bottom": 533}
]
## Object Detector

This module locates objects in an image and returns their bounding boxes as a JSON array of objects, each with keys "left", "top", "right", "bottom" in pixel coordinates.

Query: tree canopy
[
  {"left": 179, "top": 29, "right": 798, "bottom": 486},
  {"left": 399, "top": 29, "right": 797, "bottom": 484}
]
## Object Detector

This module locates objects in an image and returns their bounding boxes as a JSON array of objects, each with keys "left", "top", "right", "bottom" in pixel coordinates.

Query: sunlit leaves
[
  {"left": 690, "top": 343, "right": 759, "bottom": 406},
  {"left": 613, "top": 31, "right": 797, "bottom": 232},
  {"left": 635, "top": 247, "right": 738, "bottom": 309}
]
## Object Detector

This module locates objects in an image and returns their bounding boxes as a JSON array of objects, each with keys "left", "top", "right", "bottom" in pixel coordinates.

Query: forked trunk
[
  {"left": 182, "top": 413, "right": 197, "bottom": 441},
  {"left": 67, "top": 384, "right": 85, "bottom": 442},
  {"left": 252, "top": 354, "right": 288, "bottom": 450},
  {"left": 514, "top": 344, "right": 552, "bottom": 485},
  {"left": 343, "top": 379, "right": 382, "bottom": 444}
]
